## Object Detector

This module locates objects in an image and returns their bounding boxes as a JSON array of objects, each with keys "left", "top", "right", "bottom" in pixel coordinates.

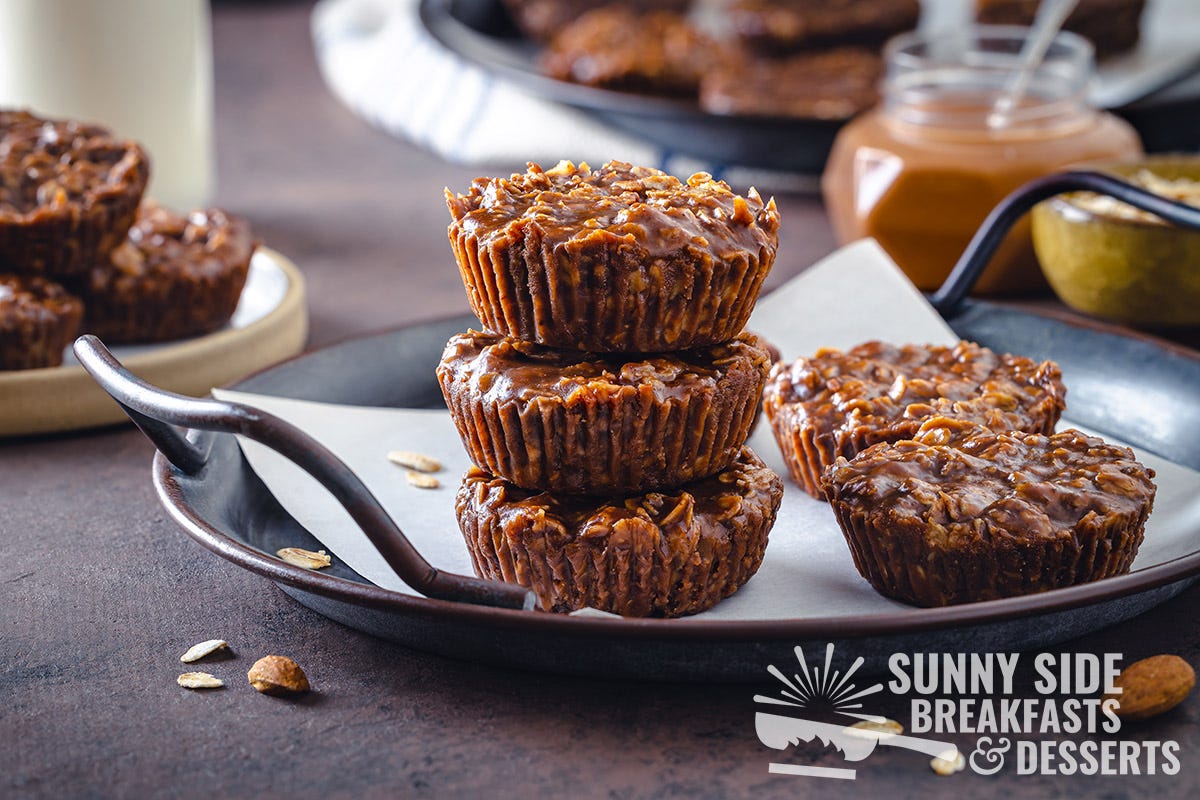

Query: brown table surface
[{"left": 4, "top": 3, "right": 1198, "bottom": 798}]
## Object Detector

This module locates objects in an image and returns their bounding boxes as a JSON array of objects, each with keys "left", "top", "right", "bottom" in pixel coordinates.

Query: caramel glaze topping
[
  {"left": 826, "top": 419, "right": 1156, "bottom": 545},
  {"left": 0, "top": 273, "right": 81, "bottom": 325},
  {"left": 440, "top": 329, "right": 770, "bottom": 404},
  {"left": 0, "top": 110, "right": 146, "bottom": 218},
  {"left": 445, "top": 160, "right": 779, "bottom": 262},
  {"left": 765, "top": 340, "right": 1066, "bottom": 442},
  {"left": 91, "top": 203, "right": 255, "bottom": 291}
]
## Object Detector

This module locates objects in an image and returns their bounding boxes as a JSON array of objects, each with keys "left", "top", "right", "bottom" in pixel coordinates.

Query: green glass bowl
[{"left": 1032, "top": 156, "right": 1200, "bottom": 327}]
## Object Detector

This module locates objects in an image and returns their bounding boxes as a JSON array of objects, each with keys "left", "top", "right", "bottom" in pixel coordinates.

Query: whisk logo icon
[{"left": 754, "top": 644, "right": 961, "bottom": 780}]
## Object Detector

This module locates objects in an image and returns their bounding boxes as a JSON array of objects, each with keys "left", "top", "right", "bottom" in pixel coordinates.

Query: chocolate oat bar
[
  {"left": 503, "top": 0, "right": 692, "bottom": 43},
  {"left": 975, "top": 0, "right": 1146, "bottom": 59},
  {"left": 540, "top": 7, "right": 722, "bottom": 97},
  {"left": 700, "top": 47, "right": 883, "bottom": 119},
  {"left": 729, "top": 0, "right": 920, "bottom": 54}
]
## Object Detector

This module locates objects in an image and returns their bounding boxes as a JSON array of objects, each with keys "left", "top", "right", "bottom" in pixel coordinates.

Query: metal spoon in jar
[{"left": 987, "top": 0, "right": 1080, "bottom": 129}]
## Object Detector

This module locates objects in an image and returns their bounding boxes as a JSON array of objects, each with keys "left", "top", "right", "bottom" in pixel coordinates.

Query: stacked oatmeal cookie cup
[
  {"left": 0, "top": 110, "right": 256, "bottom": 370},
  {"left": 439, "top": 160, "right": 785, "bottom": 617}
]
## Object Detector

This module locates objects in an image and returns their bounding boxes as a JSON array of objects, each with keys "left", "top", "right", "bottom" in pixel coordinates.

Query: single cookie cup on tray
[
  {"left": 445, "top": 160, "right": 780, "bottom": 353},
  {"left": 762, "top": 340, "right": 1066, "bottom": 497},
  {"left": 0, "top": 110, "right": 150, "bottom": 277},
  {"left": 823, "top": 418, "right": 1156, "bottom": 607},
  {"left": 74, "top": 203, "right": 256, "bottom": 344},
  {"left": 0, "top": 274, "right": 83, "bottom": 369},
  {"left": 438, "top": 329, "right": 772, "bottom": 495},
  {"left": 455, "top": 447, "right": 784, "bottom": 617}
]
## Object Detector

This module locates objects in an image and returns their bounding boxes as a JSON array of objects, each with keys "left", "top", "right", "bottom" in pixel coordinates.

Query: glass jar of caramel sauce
[{"left": 822, "top": 27, "right": 1142, "bottom": 294}]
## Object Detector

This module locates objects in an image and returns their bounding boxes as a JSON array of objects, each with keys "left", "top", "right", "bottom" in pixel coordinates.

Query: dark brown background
[{"left": 3, "top": 3, "right": 1197, "bottom": 798}]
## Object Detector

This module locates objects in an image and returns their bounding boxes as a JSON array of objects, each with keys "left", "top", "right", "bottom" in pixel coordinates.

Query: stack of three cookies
[{"left": 437, "top": 161, "right": 784, "bottom": 617}]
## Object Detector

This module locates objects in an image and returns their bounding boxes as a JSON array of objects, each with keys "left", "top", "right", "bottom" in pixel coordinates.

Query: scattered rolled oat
[
  {"left": 247, "top": 655, "right": 311, "bottom": 696},
  {"left": 404, "top": 470, "right": 440, "bottom": 489},
  {"left": 180, "top": 639, "right": 229, "bottom": 663},
  {"left": 930, "top": 749, "right": 965, "bottom": 776},
  {"left": 387, "top": 450, "right": 442, "bottom": 473},
  {"left": 1106, "top": 654, "right": 1195, "bottom": 720},
  {"left": 276, "top": 547, "right": 332, "bottom": 570},
  {"left": 177, "top": 672, "right": 224, "bottom": 689}
]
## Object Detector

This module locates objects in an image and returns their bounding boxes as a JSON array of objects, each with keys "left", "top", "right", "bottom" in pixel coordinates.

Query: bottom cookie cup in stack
[
  {"left": 0, "top": 274, "right": 83, "bottom": 369},
  {"left": 823, "top": 419, "right": 1157, "bottom": 607},
  {"left": 75, "top": 203, "right": 256, "bottom": 344},
  {"left": 455, "top": 447, "right": 784, "bottom": 617}
]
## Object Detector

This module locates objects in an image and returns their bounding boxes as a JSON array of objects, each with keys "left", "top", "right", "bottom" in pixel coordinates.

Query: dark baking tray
[
  {"left": 419, "top": 0, "right": 1200, "bottom": 172},
  {"left": 72, "top": 173, "right": 1200, "bottom": 681},
  {"left": 131, "top": 305, "right": 1200, "bottom": 682},
  {"left": 76, "top": 173, "right": 1200, "bottom": 681}
]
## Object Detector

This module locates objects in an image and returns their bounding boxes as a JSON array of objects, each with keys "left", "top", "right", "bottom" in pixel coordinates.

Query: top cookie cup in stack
[{"left": 445, "top": 160, "right": 780, "bottom": 353}]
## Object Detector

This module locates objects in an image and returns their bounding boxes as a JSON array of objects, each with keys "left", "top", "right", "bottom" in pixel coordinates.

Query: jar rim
[
  {"left": 884, "top": 25, "right": 1095, "bottom": 74},
  {"left": 881, "top": 25, "right": 1096, "bottom": 131}
]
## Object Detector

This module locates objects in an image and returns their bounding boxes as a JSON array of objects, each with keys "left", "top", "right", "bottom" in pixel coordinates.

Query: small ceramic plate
[{"left": 0, "top": 247, "right": 307, "bottom": 436}]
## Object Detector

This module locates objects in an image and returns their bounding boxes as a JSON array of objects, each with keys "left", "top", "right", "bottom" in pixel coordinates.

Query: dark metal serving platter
[
  {"left": 418, "top": 0, "right": 846, "bottom": 173},
  {"left": 419, "top": 0, "right": 1200, "bottom": 173},
  {"left": 76, "top": 173, "right": 1200, "bottom": 682}
]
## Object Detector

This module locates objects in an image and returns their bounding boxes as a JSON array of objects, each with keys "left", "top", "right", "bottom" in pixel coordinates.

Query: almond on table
[{"left": 247, "top": 655, "right": 310, "bottom": 696}]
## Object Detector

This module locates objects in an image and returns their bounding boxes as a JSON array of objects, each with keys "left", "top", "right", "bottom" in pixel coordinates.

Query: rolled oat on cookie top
[
  {"left": 445, "top": 160, "right": 780, "bottom": 353},
  {"left": 824, "top": 421, "right": 1156, "bottom": 607}
]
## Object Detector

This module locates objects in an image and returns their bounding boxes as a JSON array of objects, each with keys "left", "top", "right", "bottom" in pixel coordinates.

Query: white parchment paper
[{"left": 214, "top": 241, "right": 1200, "bottom": 620}]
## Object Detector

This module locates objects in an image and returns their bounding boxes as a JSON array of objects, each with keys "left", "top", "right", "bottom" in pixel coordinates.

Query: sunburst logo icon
[
  {"left": 754, "top": 643, "right": 885, "bottom": 722},
  {"left": 753, "top": 644, "right": 960, "bottom": 781}
]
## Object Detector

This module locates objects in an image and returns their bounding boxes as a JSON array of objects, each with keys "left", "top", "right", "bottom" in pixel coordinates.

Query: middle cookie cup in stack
[
  {"left": 437, "top": 329, "right": 772, "bottom": 495},
  {"left": 440, "top": 160, "right": 784, "bottom": 618}
]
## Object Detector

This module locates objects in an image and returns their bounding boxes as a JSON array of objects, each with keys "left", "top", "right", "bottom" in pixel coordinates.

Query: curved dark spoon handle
[
  {"left": 74, "top": 335, "right": 535, "bottom": 611},
  {"left": 930, "top": 170, "right": 1200, "bottom": 318}
]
